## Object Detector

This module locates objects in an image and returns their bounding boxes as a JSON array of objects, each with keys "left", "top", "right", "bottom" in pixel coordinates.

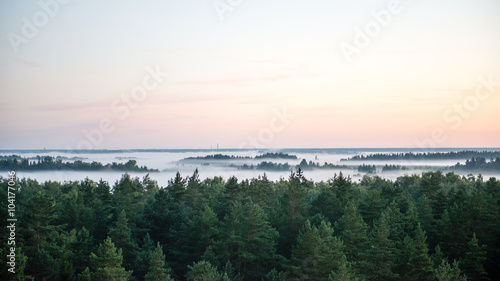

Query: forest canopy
[{"left": 1, "top": 170, "right": 499, "bottom": 280}]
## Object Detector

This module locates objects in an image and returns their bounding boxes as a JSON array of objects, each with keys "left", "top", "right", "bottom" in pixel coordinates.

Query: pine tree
[
  {"left": 434, "top": 260, "right": 467, "bottom": 281},
  {"left": 417, "top": 194, "right": 437, "bottom": 249},
  {"left": 213, "top": 200, "right": 278, "bottom": 280},
  {"left": 461, "top": 233, "right": 490, "bottom": 281},
  {"left": 359, "top": 181, "right": 386, "bottom": 227},
  {"left": 142, "top": 174, "right": 160, "bottom": 200},
  {"left": 310, "top": 184, "right": 342, "bottom": 226},
  {"left": 89, "top": 237, "right": 132, "bottom": 281},
  {"left": 407, "top": 224, "right": 433, "bottom": 280},
  {"left": 186, "top": 168, "right": 207, "bottom": 211},
  {"left": 21, "top": 191, "right": 56, "bottom": 255},
  {"left": 263, "top": 268, "right": 285, "bottom": 281},
  {"left": 91, "top": 179, "right": 114, "bottom": 243},
  {"left": 113, "top": 173, "right": 145, "bottom": 218},
  {"left": 71, "top": 227, "right": 93, "bottom": 275},
  {"left": 332, "top": 172, "right": 353, "bottom": 204},
  {"left": 145, "top": 243, "right": 174, "bottom": 281},
  {"left": 175, "top": 205, "right": 219, "bottom": 271},
  {"left": 248, "top": 174, "right": 273, "bottom": 210},
  {"left": 439, "top": 204, "right": 469, "bottom": 260},
  {"left": 432, "top": 244, "right": 445, "bottom": 268},
  {"left": 365, "top": 212, "right": 397, "bottom": 281},
  {"left": 337, "top": 200, "right": 368, "bottom": 264},
  {"left": 109, "top": 210, "right": 138, "bottom": 270},
  {"left": 291, "top": 220, "right": 344, "bottom": 280},
  {"left": 276, "top": 171, "right": 308, "bottom": 258},
  {"left": 134, "top": 233, "right": 156, "bottom": 281},
  {"left": 142, "top": 188, "right": 173, "bottom": 245},
  {"left": 186, "top": 260, "right": 222, "bottom": 281},
  {"left": 168, "top": 171, "right": 187, "bottom": 202},
  {"left": 328, "top": 255, "right": 362, "bottom": 281}
]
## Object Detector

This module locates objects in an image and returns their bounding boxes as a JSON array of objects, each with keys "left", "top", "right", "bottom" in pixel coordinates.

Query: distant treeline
[
  {"left": 235, "top": 160, "right": 350, "bottom": 171},
  {"left": 358, "top": 164, "right": 376, "bottom": 174},
  {"left": 231, "top": 157, "right": 499, "bottom": 174},
  {"left": 238, "top": 162, "right": 293, "bottom": 171},
  {"left": 255, "top": 152, "right": 298, "bottom": 159},
  {"left": 451, "top": 157, "right": 500, "bottom": 172},
  {"left": 183, "top": 152, "right": 297, "bottom": 161},
  {"left": 183, "top": 154, "right": 251, "bottom": 160},
  {"left": 382, "top": 164, "right": 409, "bottom": 171},
  {"left": 0, "top": 156, "right": 157, "bottom": 172},
  {"left": 343, "top": 150, "right": 500, "bottom": 161}
]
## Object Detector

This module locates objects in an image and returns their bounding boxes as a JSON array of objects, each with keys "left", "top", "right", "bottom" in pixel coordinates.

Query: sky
[{"left": 1, "top": 0, "right": 499, "bottom": 149}]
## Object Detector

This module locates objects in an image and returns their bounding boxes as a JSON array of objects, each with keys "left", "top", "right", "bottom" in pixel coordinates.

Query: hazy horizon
[{"left": 2, "top": 1, "right": 500, "bottom": 149}]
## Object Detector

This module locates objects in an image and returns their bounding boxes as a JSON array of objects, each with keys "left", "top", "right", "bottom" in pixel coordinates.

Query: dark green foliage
[
  {"left": 290, "top": 220, "right": 344, "bottom": 280},
  {"left": 0, "top": 156, "right": 157, "bottom": 171},
  {"left": 209, "top": 200, "right": 278, "bottom": 280},
  {"left": 185, "top": 260, "right": 223, "bottom": 281},
  {"left": 461, "top": 233, "right": 490, "bottom": 281},
  {"left": 88, "top": 237, "right": 132, "bottom": 281},
  {"left": 407, "top": 225, "right": 434, "bottom": 280},
  {"left": 109, "top": 210, "right": 138, "bottom": 270},
  {"left": 358, "top": 164, "right": 376, "bottom": 174},
  {"left": 434, "top": 260, "right": 467, "bottom": 281},
  {"left": 337, "top": 200, "right": 368, "bottom": 263},
  {"left": 145, "top": 243, "right": 174, "bottom": 281},
  {"left": 328, "top": 255, "right": 363, "bottom": 281},
  {"left": 2, "top": 171, "right": 500, "bottom": 280}
]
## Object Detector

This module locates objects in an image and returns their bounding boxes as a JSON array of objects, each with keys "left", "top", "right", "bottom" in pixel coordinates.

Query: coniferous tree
[
  {"left": 186, "top": 260, "right": 223, "bottom": 281},
  {"left": 71, "top": 227, "right": 93, "bottom": 275},
  {"left": 185, "top": 169, "right": 208, "bottom": 211},
  {"left": 365, "top": 211, "right": 397, "bottom": 281},
  {"left": 328, "top": 255, "right": 362, "bottom": 281},
  {"left": 88, "top": 237, "right": 132, "bottom": 281},
  {"left": 134, "top": 233, "right": 156, "bottom": 281},
  {"left": 276, "top": 171, "right": 308, "bottom": 258},
  {"left": 113, "top": 173, "right": 145, "bottom": 217},
  {"left": 434, "top": 260, "right": 467, "bottom": 281},
  {"left": 211, "top": 200, "right": 278, "bottom": 280},
  {"left": 168, "top": 171, "right": 187, "bottom": 202},
  {"left": 359, "top": 179, "right": 386, "bottom": 227},
  {"left": 310, "top": 183, "right": 342, "bottom": 225},
  {"left": 337, "top": 200, "right": 368, "bottom": 264},
  {"left": 417, "top": 194, "right": 437, "bottom": 248},
  {"left": 407, "top": 224, "right": 433, "bottom": 281},
  {"left": 109, "top": 210, "right": 138, "bottom": 270},
  {"left": 439, "top": 204, "right": 469, "bottom": 260},
  {"left": 461, "top": 233, "right": 490, "bottom": 281},
  {"left": 145, "top": 243, "right": 174, "bottom": 281},
  {"left": 291, "top": 220, "right": 344, "bottom": 280}
]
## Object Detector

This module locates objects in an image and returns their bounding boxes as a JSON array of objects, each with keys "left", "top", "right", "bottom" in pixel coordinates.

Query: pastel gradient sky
[{"left": 1, "top": 0, "right": 499, "bottom": 149}]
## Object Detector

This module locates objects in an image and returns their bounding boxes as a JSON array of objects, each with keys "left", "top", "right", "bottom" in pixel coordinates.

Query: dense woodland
[
  {"left": 1, "top": 169, "right": 500, "bottom": 280},
  {"left": 344, "top": 151, "right": 500, "bottom": 161},
  {"left": 0, "top": 157, "right": 157, "bottom": 172},
  {"left": 452, "top": 158, "right": 500, "bottom": 172}
]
